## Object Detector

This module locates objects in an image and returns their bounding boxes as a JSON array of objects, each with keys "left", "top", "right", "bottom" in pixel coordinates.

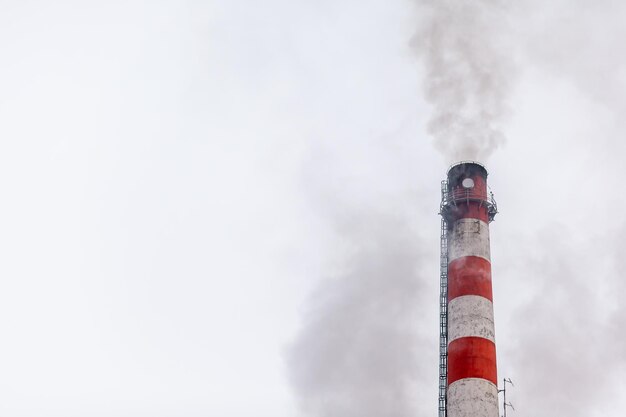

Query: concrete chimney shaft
[{"left": 443, "top": 162, "right": 499, "bottom": 417}]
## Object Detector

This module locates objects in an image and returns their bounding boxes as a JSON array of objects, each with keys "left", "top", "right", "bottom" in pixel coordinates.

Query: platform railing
[{"left": 440, "top": 186, "right": 498, "bottom": 222}]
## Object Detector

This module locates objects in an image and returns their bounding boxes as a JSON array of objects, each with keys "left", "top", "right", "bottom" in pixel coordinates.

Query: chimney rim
[{"left": 447, "top": 160, "right": 488, "bottom": 176}]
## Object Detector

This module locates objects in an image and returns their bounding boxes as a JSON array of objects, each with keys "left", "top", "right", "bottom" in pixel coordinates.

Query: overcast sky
[{"left": 1, "top": 1, "right": 626, "bottom": 416}]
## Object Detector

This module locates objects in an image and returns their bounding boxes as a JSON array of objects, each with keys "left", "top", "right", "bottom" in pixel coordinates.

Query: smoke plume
[
  {"left": 287, "top": 205, "right": 432, "bottom": 417},
  {"left": 287, "top": 1, "right": 626, "bottom": 417},
  {"left": 413, "top": 0, "right": 517, "bottom": 162}
]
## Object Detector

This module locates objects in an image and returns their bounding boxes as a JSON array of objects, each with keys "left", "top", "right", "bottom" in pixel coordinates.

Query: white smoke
[
  {"left": 287, "top": 207, "right": 430, "bottom": 417},
  {"left": 286, "top": 2, "right": 521, "bottom": 416},
  {"left": 413, "top": 0, "right": 517, "bottom": 162}
]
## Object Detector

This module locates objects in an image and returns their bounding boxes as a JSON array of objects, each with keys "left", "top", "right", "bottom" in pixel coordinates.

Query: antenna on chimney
[{"left": 498, "top": 378, "right": 514, "bottom": 417}]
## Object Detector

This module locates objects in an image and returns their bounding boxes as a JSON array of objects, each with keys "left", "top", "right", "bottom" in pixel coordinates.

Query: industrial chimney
[{"left": 439, "top": 161, "right": 499, "bottom": 417}]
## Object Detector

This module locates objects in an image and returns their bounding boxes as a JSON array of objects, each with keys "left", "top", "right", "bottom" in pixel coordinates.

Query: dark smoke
[{"left": 413, "top": 0, "right": 517, "bottom": 162}]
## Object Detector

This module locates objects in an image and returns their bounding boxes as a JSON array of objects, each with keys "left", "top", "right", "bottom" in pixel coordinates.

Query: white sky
[{"left": 1, "top": 1, "right": 626, "bottom": 416}]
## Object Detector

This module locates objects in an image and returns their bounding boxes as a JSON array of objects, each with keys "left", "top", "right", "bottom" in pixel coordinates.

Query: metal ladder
[{"left": 439, "top": 180, "right": 449, "bottom": 417}]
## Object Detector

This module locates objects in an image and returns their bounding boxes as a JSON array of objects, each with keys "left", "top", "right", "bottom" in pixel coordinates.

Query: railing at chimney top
[{"left": 440, "top": 185, "right": 498, "bottom": 223}]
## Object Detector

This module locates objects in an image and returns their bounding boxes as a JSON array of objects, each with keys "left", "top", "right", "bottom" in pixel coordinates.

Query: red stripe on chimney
[
  {"left": 448, "top": 256, "right": 493, "bottom": 302},
  {"left": 447, "top": 336, "right": 497, "bottom": 386}
]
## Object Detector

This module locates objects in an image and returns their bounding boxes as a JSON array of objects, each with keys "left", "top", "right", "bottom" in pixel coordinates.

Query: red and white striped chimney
[{"left": 442, "top": 162, "right": 499, "bottom": 417}]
